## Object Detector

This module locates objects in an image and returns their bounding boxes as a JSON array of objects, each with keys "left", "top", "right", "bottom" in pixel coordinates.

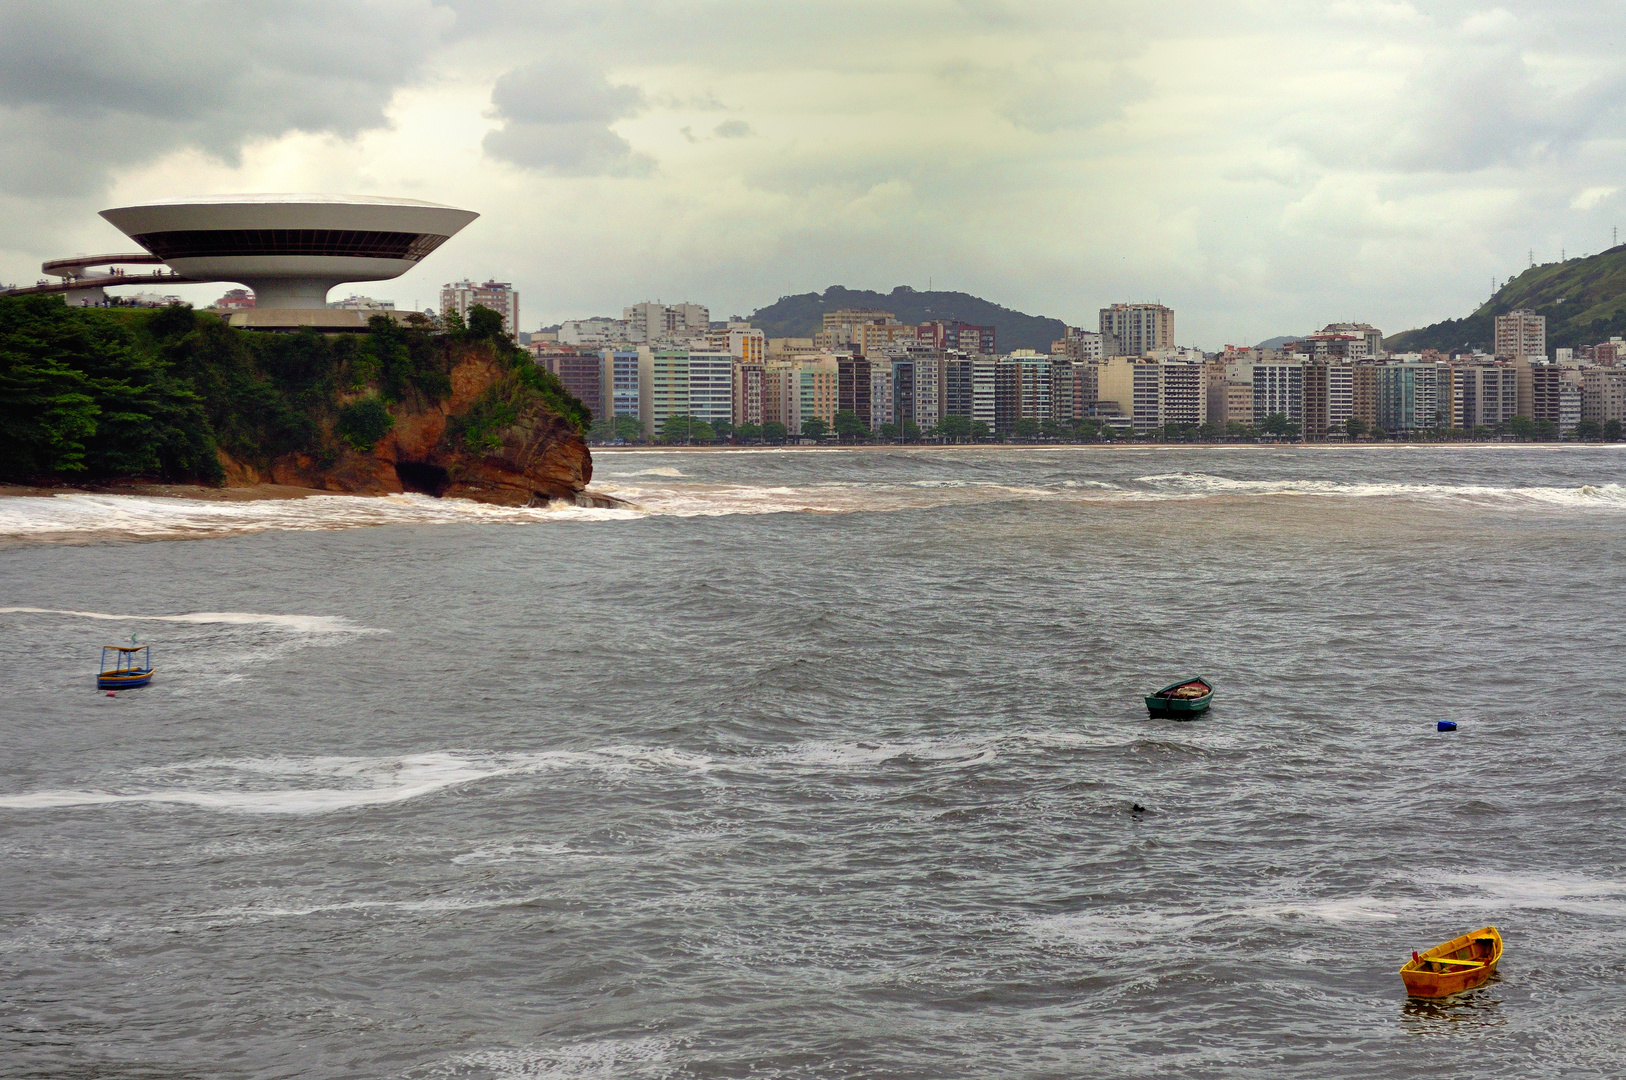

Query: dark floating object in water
[
  {"left": 1145, "top": 676, "right": 1212, "bottom": 717},
  {"left": 1437, "top": 721, "right": 1458, "bottom": 732},
  {"left": 98, "top": 644, "right": 153, "bottom": 690},
  {"left": 1131, "top": 803, "right": 1147, "bottom": 813}
]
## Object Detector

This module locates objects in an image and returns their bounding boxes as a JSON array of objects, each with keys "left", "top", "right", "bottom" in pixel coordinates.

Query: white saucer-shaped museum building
[{"left": 100, "top": 194, "right": 478, "bottom": 326}]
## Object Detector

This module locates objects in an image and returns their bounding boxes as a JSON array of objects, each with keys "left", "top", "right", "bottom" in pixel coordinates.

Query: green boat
[{"left": 1145, "top": 676, "right": 1213, "bottom": 717}]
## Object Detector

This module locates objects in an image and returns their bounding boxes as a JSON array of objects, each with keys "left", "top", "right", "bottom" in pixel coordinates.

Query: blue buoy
[{"left": 1437, "top": 721, "right": 1458, "bottom": 732}]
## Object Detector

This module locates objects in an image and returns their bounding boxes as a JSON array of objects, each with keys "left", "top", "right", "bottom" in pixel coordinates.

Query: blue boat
[{"left": 98, "top": 644, "right": 153, "bottom": 689}]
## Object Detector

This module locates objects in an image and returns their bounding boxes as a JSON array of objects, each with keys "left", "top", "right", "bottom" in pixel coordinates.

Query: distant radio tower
[{"left": 1529, "top": 249, "right": 1534, "bottom": 267}]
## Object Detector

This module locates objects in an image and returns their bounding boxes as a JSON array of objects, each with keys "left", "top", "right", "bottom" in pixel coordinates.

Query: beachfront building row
[
  {"left": 537, "top": 340, "right": 1173, "bottom": 438},
  {"left": 531, "top": 301, "right": 1626, "bottom": 439},
  {"left": 541, "top": 338, "right": 1626, "bottom": 440},
  {"left": 1202, "top": 352, "right": 1600, "bottom": 435}
]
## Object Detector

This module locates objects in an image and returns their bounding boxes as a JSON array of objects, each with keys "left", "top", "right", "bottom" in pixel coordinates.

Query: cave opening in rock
[{"left": 395, "top": 461, "right": 450, "bottom": 497}]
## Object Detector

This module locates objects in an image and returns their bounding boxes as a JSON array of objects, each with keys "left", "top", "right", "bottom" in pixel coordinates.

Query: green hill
[
  {"left": 750, "top": 285, "right": 1068, "bottom": 352},
  {"left": 0, "top": 296, "right": 586, "bottom": 484},
  {"left": 1388, "top": 247, "right": 1626, "bottom": 353}
]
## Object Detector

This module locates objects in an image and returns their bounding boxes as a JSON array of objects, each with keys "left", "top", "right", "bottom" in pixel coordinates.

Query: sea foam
[
  {"left": 0, "top": 747, "right": 714, "bottom": 816},
  {"left": 0, "top": 607, "right": 373, "bottom": 634},
  {"left": 9, "top": 468, "right": 1626, "bottom": 545}
]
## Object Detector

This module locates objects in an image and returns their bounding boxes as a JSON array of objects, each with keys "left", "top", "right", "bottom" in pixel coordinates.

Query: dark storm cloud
[
  {"left": 0, "top": 1, "right": 453, "bottom": 196},
  {"left": 482, "top": 60, "right": 654, "bottom": 176}
]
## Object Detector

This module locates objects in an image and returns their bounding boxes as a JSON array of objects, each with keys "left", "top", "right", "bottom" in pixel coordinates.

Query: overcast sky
[{"left": 2, "top": 0, "right": 1623, "bottom": 346}]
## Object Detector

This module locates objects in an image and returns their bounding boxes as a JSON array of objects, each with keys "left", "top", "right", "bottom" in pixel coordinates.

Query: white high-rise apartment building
[
  {"left": 1327, "top": 363, "right": 1354, "bottom": 432},
  {"left": 441, "top": 280, "right": 519, "bottom": 339},
  {"left": 602, "top": 350, "right": 640, "bottom": 420},
  {"left": 1099, "top": 303, "right": 1174, "bottom": 358},
  {"left": 870, "top": 364, "right": 894, "bottom": 430},
  {"left": 1495, "top": 309, "right": 1546, "bottom": 360},
  {"left": 686, "top": 351, "right": 734, "bottom": 429},
  {"left": 1252, "top": 363, "right": 1305, "bottom": 424},
  {"left": 971, "top": 358, "right": 997, "bottom": 432},
  {"left": 624, "top": 301, "right": 710, "bottom": 345},
  {"left": 912, "top": 355, "right": 941, "bottom": 430}
]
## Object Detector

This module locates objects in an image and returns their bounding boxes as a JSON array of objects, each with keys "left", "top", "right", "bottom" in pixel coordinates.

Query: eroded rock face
[
  {"left": 228, "top": 344, "right": 603, "bottom": 506},
  {"left": 433, "top": 408, "right": 594, "bottom": 506}
]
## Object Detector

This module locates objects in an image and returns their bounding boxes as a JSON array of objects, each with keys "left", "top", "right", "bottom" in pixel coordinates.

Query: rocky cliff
[
  {"left": 0, "top": 298, "right": 605, "bottom": 500},
  {"left": 219, "top": 344, "right": 605, "bottom": 507}
]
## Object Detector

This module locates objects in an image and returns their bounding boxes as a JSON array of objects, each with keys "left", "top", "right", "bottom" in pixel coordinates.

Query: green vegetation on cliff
[
  {"left": 750, "top": 285, "right": 1067, "bottom": 352},
  {"left": 0, "top": 296, "right": 587, "bottom": 484},
  {"left": 1388, "top": 247, "right": 1626, "bottom": 353}
]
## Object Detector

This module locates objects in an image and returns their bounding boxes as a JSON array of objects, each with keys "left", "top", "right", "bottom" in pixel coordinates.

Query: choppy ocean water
[{"left": 1, "top": 445, "right": 1624, "bottom": 1079}]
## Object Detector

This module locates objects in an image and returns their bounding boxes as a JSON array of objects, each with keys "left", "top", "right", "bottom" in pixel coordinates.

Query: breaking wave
[
  {"left": 0, "top": 737, "right": 1023, "bottom": 816},
  {"left": 5, "top": 468, "right": 1626, "bottom": 545},
  {"left": 0, "top": 747, "right": 715, "bottom": 815},
  {"left": 0, "top": 607, "right": 374, "bottom": 634},
  {"left": 600, "top": 466, "right": 686, "bottom": 477},
  {"left": 1029, "top": 871, "right": 1626, "bottom": 954},
  {"left": 1127, "top": 472, "right": 1626, "bottom": 507},
  {"left": 0, "top": 491, "right": 637, "bottom": 544}
]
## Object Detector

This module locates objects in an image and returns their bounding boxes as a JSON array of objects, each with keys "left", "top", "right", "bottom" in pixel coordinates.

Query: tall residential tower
[{"left": 1099, "top": 303, "right": 1174, "bottom": 358}]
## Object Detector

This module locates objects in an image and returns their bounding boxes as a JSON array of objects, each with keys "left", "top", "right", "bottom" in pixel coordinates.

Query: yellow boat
[{"left": 1399, "top": 926, "right": 1502, "bottom": 998}]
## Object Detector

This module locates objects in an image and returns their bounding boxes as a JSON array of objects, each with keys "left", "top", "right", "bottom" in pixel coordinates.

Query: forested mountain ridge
[
  {"left": 1387, "top": 247, "right": 1626, "bottom": 353},
  {"left": 749, "top": 285, "right": 1068, "bottom": 352}
]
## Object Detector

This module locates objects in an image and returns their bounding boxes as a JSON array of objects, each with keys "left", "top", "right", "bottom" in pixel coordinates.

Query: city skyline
[
  {"left": 2, "top": 3, "right": 1624, "bottom": 348},
  {"left": 522, "top": 298, "right": 1623, "bottom": 444}
]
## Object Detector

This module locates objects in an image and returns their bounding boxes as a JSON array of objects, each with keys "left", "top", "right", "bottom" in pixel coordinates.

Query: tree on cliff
[
  {"left": 0, "top": 295, "right": 219, "bottom": 481},
  {"left": 336, "top": 397, "right": 395, "bottom": 451}
]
